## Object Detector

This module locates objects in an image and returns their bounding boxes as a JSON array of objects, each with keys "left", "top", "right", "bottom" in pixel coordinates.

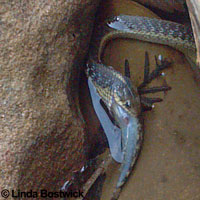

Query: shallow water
[{"left": 80, "top": 0, "right": 200, "bottom": 199}]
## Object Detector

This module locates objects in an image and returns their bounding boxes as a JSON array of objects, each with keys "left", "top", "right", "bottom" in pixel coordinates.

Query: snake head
[
  {"left": 87, "top": 61, "right": 143, "bottom": 192},
  {"left": 88, "top": 77, "right": 123, "bottom": 163},
  {"left": 111, "top": 78, "right": 141, "bottom": 124},
  {"left": 107, "top": 15, "right": 133, "bottom": 31}
]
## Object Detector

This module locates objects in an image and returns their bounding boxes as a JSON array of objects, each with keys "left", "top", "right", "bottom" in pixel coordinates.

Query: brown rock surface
[
  {"left": 0, "top": 0, "right": 99, "bottom": 198},
  {"left": 133, "top": 0, "right": 186, "bottom": 13},
  {"left": 84, "top": 0, "right": 200, "bottom": 200}
]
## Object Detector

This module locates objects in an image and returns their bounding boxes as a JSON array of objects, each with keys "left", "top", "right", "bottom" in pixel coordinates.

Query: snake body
[
  {"left": 100, "top": 15, "right": 196, "bottom": 65},
  {"left": 86, "top": 15, "right": 196, "bottom": 199}
]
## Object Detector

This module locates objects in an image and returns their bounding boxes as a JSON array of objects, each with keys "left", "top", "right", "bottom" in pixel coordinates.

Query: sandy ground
[{"left": 80, "top": 0, "right": 200, "bottom": 200}]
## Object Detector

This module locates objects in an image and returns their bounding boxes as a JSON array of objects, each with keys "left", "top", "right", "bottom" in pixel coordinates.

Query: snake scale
[{"left": 86, "top": 14, "right": 196, "bottom": 200}]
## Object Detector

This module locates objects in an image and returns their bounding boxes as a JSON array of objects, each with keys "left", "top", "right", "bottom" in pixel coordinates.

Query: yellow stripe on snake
[{"left": 86, "top": 14, "right": 197, "bottom": 200}]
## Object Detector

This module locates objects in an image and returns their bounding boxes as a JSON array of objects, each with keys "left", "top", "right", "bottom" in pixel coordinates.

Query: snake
[{"left": 86, "top": 14, "right": 196, "bottom": 200}]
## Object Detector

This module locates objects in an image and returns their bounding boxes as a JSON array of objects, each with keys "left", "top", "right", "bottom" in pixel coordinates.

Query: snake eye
[{"left": 125, "top": 100, "right": 131, "bottom": 108}]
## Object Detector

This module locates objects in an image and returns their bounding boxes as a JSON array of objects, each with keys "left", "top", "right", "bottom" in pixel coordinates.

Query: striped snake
[{"left": 86, "top": 14, "right": 197, "bottom": 200}]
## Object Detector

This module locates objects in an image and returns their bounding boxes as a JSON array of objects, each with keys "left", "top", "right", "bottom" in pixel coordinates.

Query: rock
[
  {"left": 133, "top": 0, "right": 186, "bottom": 14},
  {"left": 0, "top": 0, "right": 99, "bottom": 195},
  {"left": 187, "top": 0, "right": 200, "bottom": 67}
]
